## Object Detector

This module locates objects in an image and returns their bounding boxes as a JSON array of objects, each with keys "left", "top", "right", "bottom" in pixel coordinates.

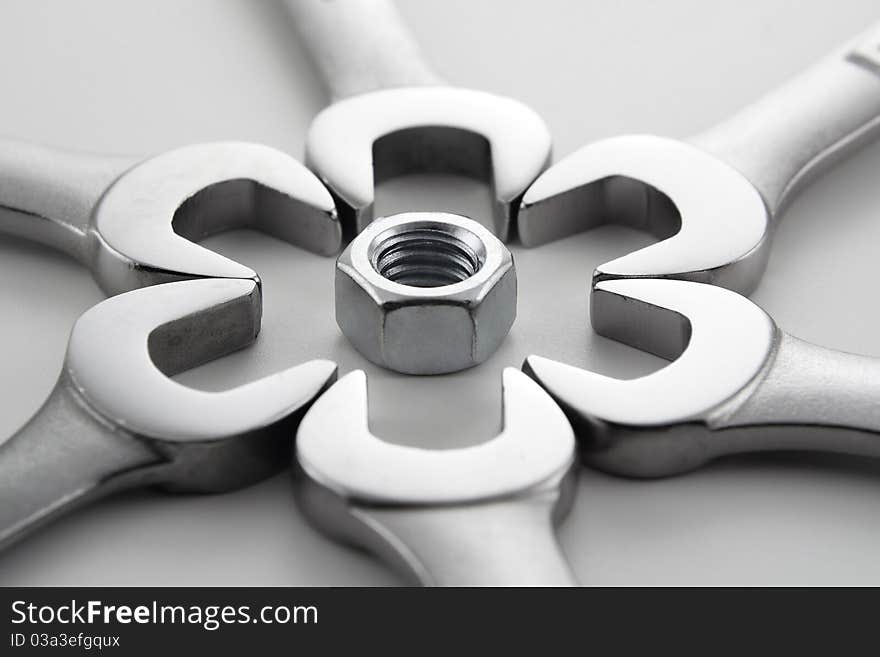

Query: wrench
[
  {"left": 518, "top": 23, "right": 880, "bottom": 294},
  {"left": 524, "top": 278, "right": 880, "bottom": 478},
  {"left": 0, "top": 139, "right": 340, "bottom": 297},
  {"left": 295, "top": 368, "right": 577, "bottom": 586},
  {"left": 285, "top": 0, "right": 551, "bottom": 240},
  {"left": 0, "top": 278, "right": 336, "bottom": 549}
]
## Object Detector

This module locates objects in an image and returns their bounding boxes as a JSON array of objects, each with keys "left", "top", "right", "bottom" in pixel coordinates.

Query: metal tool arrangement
[{"left": 1, "top": 1, "right": 879, "bottom": 586}]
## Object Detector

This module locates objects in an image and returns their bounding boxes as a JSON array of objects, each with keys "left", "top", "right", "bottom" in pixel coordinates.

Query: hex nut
[{"left": 335, "top": 212, "right": 516, "bottom": 375}]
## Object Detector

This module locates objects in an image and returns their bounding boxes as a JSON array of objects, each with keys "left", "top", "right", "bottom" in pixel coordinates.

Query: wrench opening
[
  {"left": 325, "top": 126, "right": 496, "bottom": 244},
  {"left": 590, "top": 282, "right": 692, "bottom": 361},
  {"left": 519, "top": 135, "right": 771, "bottom": 292},
  {"left": 146, "top": 288, "right": 261, "bottom": 377},
  {"left": 293, "top": 368, "right": 577, "bottom": 585},
  {"left": 172, "top": 178, "right": 341, "bottom": 258},
  {"left": 92, "top": 142, "right": 341, "bottom": 296},
  {"left": 520, "top": 173, "right": 681, "bottom": 249},
  {"left": 373, "top": 127, "right": 491, "bottom": 182}
]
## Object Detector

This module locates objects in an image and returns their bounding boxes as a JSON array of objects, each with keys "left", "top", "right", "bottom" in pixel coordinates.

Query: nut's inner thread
[{"left": 371, "top": 227, "right": 485, "bottom": 288}]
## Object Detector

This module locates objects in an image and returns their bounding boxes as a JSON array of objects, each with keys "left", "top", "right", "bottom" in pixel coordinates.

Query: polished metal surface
[
  {"left": 3, "top": 0, "right": 879, "bottom": 588},
  {"left": 335, "top": 212, "right": 516, "bottom": 374},
  {"left": 525, "top": 278, "right": 880, "bottom": 478},
  {"left": 0, "top": 279, "right": 337, "bottom": 550},
  {"left": 295, "top": 368, "right": 576, "bottom": 586},
  {"left": 0, "top": 139, "right": 341, "bottom": 296},
  {"left": 518, "top": 22, "right": 880, "bottom": 295},
  {"left": 285, "top": 0, "right": 552, "bottom": 240}
]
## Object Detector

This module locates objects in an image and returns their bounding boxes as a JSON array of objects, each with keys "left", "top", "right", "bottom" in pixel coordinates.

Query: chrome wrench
[
  {"left": 525, "top": 278, "right": 880, "bottom": 478},
  {"left": 0, "top": 139, "right": 340, "bottom": 296},
  {"left": 295, "top": 369, "right": 576, "bottom": 586},
  {"left": 518, "top": 23, "right": 880, "bottom": 294},
  {"left": 0, "top": 278, "right": 336, "bottom": 549},
  {"left": 284, "top": 0, "right": 551, "bottom": 240}
]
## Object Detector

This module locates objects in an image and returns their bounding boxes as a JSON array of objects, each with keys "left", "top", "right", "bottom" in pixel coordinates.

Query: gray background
[{"left": 0, "top": 0, "right": 879, "bottom": 585}]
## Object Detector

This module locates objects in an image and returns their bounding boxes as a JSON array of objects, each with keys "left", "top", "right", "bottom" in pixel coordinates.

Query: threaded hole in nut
[{"left": 371, "top": 226, "right": 485, "bottom": 288}]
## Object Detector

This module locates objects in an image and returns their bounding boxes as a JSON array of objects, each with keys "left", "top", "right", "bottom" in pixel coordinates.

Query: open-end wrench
[
  {"left": 518, "top": 23, "right": 880, "bottom": 294},
  {"left": 0, "top": 278, "right": 336, "bottom": 550},
  {"left": 284, "top": 0, "right": 551, "bottom": 240},
  {"left": 295, "top": 368, "right": 576, "bottom": 586},
  {"left": 0, "top": 139, "right": 340, "bottom": 297},
  {"left": 524, "top": 278, "right": 880, "bottom": 478}
]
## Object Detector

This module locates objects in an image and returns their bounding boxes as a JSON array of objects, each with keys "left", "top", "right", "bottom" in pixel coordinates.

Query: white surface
[{"left": 0, "top": 0, "right": 879, "bottom": 585}]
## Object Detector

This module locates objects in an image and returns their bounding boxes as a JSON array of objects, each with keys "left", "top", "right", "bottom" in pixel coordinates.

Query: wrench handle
[
  {"left": 720, "top": 334, "right": 880, "bottom": 457},
  {"left": 0, "top": 139, "right": 135, "bottom": 263},
  {"left": 0, "top": 378, "right": 162, "bottom": 551},
  {"left": 284, "top": 0, "right": 443, "bottom": 101},
  {"left": 360, "top": 491, "right": 576, "bottom": 586},
  {"left": 689, "top": 23, "right": 880, "bottom": 218}
]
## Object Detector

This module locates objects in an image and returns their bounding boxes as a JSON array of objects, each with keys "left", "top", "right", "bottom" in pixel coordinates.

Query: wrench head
[
  {"left": 305, "top": 87, "right": 552, "bottom": 241},
  {"left": 91, "top": 142, "right": 341, "bottom": 296},
  {"left": 523, "top": 278, "right": 777, "bottom": 477},
  {"left": 296, "top": 368, "right": 575, "bottom": 505},
  {"left": 65, "top": 278, "right": 337, "bottom": 492},
  {"left": 518, "top": 135, "right": 771, "bottom": 294},
  {"left": 294, "top": 368, "right": 575, "bottom": 578}
]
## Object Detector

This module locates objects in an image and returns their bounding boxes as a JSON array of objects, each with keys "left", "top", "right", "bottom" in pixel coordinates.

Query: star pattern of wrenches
[{"left": 1, "top": 1, "right": 879, "bottom": 588}]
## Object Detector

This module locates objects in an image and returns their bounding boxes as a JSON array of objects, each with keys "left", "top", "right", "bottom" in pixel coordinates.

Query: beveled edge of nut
[{"left": 338, "top": 212, "right": 513, "bottom": 306}]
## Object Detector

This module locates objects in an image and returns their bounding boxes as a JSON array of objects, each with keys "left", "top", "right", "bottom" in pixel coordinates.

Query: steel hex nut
[{"left": 335, "top": 212, "right": 516, "bottom": 375}]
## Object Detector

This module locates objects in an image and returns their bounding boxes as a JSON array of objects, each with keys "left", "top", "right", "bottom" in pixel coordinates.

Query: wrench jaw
[
  {"left": 523, "top": 279, "right": 779, "bottom": 478},
  {"left": 518, "top": 135, "right": 772, "bottom": 295},
  {"left": 293, "top": 368, "right": 578, "bottom": 585},
  {"left": 155, "top": 393, "right": 330, "bottom": 494},
  {"left": 520, "top": 355, "right": 723, "bottom": 478},
  {"left": 295, "top": 369, "right": 575, "bottom": 504},
  {"left": 546, "top": 339, "right": 880, "bottom": 479},
  {"left": 88, "top": 142, "right": 341, "bottom": 297},
  {"left": 584, "top": 418, "right": 729, "bottom": 479},
  {"left": 0, "top": 279, "right": 340, "bottom": 550},
  {"left": 305, "top": 87, "right": 552, "bottom": 241},
  {"left": 152, "top": 358, "right": 338, "bottom": 493},
  {"left": 64, "top": 278, "right": 338, "bottom": 493}
]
